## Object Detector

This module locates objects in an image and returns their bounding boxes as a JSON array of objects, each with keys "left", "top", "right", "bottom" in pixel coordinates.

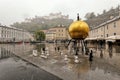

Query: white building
[{"left": 0, "top": 26, "right": 34, "bottom": 42}]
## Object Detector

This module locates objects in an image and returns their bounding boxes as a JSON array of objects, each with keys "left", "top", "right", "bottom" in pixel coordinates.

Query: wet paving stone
[
  {"left": 0, "top": 56, "right": 62, "bottom": 80},
  {"left": 0, "top": 43, "right": 120, "bottom": 80}
]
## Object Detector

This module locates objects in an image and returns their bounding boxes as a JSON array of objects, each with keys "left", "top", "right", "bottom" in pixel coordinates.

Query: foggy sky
[{"left": 0, "top": 0, "right": 120, "bottom": 26}]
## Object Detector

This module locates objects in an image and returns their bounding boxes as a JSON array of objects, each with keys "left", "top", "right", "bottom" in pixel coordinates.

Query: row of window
[
  {"left": 106, "top": 33, "right": 116, "bottom": 37},
  {"left": 58, "top": 34, "right": 64, "bottom": 36},
  {"left": 91, "top": 21, "right": 117, "bottom": 34},
  {"left": 57, "top": 29, "right": 64, "bottom": 32},
  {"left": 94, "top": 33, "right": 117, "bottom": 38}
]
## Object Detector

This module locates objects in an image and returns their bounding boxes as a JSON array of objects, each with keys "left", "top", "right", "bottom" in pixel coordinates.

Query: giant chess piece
[
  {"left": 33, "top": 50, "right": 38, "bottom": 57},
  {"left": 64, "top": 55, "right": 68, "bottom": 61},
  {"left": 74, "top": 55, "right": 79, "bottom": 63}
]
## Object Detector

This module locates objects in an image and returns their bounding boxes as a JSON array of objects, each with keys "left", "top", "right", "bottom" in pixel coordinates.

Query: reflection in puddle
[
  {"left": 100, "top": 49, "right": 103, "bottom": 58},
  {"left": 0, "top": 47, "right": 13, "bottom": 59},
  {"left": 0, "top": 43, "right": 120, "bottom": 80},
  {"left": 0, "top": 44, "right": 62, "bottom": 80},
  {"left": 68, "top": 57, "right": 90, "bottom": 74},
  {"left": 109, "top": 49, "right": 113, "bottom": 58}
]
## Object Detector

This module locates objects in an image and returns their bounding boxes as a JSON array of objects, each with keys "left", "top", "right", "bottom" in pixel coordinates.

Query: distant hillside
[
  {"left": 11, "top": 13, "right": 73, "bottom": 32},
  {"left": 11, "top": 6, "right": 120, "bottom": 32},
  {"left": 85, "top": 6, "right": 120, "bottom": 28}
]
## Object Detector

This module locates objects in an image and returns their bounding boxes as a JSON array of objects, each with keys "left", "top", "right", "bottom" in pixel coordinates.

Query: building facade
[
  {"left": 86, "top": 15, "right": 120, "bottom": 49},
  {"left": 45, "top": 29, "right": 56, "bottom": 41},
  {"left": 45, "top": 25, "right": 68, "bottom": 41},
  {"left": 88, "top": 16, "right": 120, "bottom": 41},
  {"left": 0, "top": 26, "right": 34, "bottom": 42}
]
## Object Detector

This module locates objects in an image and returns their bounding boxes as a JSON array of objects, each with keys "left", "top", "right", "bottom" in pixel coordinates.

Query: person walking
[
  {"left": 89, "top": 50, "right": 93, "bottom": 62},
  {"left": 57, "top": 47, "right": 60, "bottom": 52},
  {"left": 42, "top": 47, "right": 45, "bottom": 53}
]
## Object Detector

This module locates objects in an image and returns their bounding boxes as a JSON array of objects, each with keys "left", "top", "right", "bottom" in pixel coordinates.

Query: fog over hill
[
  {"left": 11, "top": 6, "right": 120, "bottom": 32},
  {"left": 85, "top": 6, "right": 120, "bottom": 28},
  {"left": 11, "top": 13, "right": 73, "bottom": 32}
]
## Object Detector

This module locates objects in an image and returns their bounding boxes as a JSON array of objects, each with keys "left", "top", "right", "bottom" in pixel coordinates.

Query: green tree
[{"left": 34, "top": 31, "right": 45, "bottom": 41}]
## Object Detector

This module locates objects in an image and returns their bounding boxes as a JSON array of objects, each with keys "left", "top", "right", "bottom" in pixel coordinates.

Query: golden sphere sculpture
[{"left": 68, "top": 20, "right": 89, "bottom": 39}]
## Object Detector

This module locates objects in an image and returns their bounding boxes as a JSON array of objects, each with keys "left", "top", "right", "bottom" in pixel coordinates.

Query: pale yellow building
[
  {"left": 45, "top": 25, "right": 68, "bottom": 41},
  {"left": 45, "top": 29, "right": 56, "bottom": 41}
]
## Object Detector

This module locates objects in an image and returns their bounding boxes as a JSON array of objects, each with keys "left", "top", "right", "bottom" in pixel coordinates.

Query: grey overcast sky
[{"left": 0, "top": 0, "right": 120, "bottom": 26}]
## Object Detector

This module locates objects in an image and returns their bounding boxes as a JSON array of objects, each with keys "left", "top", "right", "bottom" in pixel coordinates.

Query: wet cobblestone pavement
[
  {"left": 0, "top": 43, "right": 120, "bottom": 80},
  {"left": 0, "top": 44, "right": 62, "bottom": 80}
]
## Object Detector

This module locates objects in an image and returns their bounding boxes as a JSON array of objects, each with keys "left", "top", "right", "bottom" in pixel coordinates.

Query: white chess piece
[
  {"left": 46, "top": 50, "right": 49, "bottom": 56},
  {"left": 60, "top": 51, "right": 63, "bottom": 55},
  {"left": 33, "top": 50, "right": 38, "bottom": 57},
  {"left": 64, "top": 55, "right": 68, "bottom": 61},
  {"left": 41, "top": 55, "right": 47, "bottom": 59},
  {"left": 74, "top": 55, "right": 79, "bottom": 63},
  {"left": 41, "top": 48, "right": 44, "bottom": 54}
]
